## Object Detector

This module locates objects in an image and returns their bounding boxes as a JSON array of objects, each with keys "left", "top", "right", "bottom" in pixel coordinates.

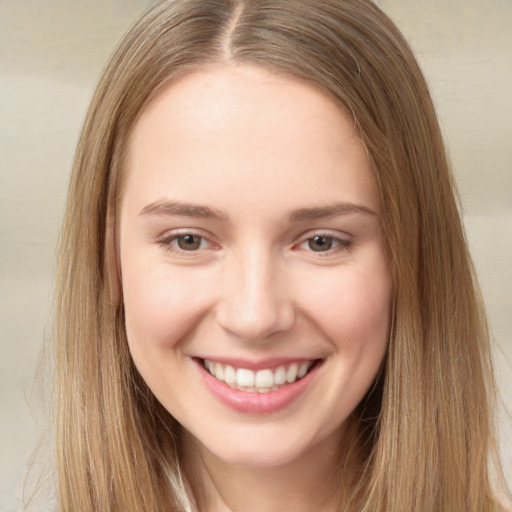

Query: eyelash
[
  {"left": 157, "top": 231, "right": 215, "bottom": 254},
  {"left": 157, "top": 231, "right": 351, "bottom": 256},
  {"left": 296, "top": 234, "right": 351, "bottom": 255}
]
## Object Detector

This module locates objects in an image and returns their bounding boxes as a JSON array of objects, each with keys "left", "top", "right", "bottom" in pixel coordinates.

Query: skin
[{"left": 119, "top": 64, "right": 392, "bottom": 511}]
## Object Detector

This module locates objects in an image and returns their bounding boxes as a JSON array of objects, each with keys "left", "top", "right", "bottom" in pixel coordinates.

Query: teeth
[
  {"left": 236, "top": 368, "right": 255, "bottom": 387},
  {"left": 214, "top": 363, "right": 224, "bottom": 381},
  {"left": 274, "top": 366, "right": 286, "bottom": 385},
  {"left": 203, "top": 359, "right": 315, "bottom": 393},
  {"left": 297, "top": 362, "right": 309, "bottom": 378},
  {"left": 255, "top": 369, "right": 274, "bottom": 388},
  {"left": 286, "top": 363, "right": 298, "bottom": 383},
  {"left": 224, "top": 365, "right": 236, "bottom": 384}
]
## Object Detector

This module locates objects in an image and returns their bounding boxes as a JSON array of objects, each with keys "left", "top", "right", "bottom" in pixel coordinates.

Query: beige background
[{"left": 0, "top": 1, "right": 511, "bottom": 509}]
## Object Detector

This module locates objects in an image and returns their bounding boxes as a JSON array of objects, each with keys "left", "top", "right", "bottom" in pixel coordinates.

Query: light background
[{"left": 0, "top": 1, "right": 511, "bottom": 509}]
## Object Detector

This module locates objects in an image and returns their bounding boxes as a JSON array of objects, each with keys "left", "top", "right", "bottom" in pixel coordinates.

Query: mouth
[
  {"left": 194, "top": 356, "right": 324, "bottom": 414},
  {"left": 199, "top": 358, "right": 321, "bottom": 393}
]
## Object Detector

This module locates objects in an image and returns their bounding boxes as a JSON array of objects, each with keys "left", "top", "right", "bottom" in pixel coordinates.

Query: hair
[{"left": 47, "top": 0, "right": 509, "bottom": 510}]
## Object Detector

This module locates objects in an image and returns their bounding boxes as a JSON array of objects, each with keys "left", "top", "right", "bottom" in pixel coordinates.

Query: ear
[{"left": 105, "top": 206, "right": 122, "bottom": 305}]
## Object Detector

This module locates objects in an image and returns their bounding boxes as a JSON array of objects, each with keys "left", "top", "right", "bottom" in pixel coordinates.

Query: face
[{"left": 119, "top": 65, "right": 392, "bottom": 469}]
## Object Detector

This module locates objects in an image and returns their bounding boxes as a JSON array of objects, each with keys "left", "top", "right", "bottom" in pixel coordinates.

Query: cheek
[
  {"left": 121, "top": 260, "right": 212, "bottom": 355},
  {"left": 299, "top": 263, "right": 392, "bottom": 351},
  {"left": 302, "top": 262, "right": 391, "bottom": 419}
]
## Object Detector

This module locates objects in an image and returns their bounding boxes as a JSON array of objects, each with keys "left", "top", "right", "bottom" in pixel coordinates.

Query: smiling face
[{"left": 119, "top": 65, "right": 392, "bottom": 469}]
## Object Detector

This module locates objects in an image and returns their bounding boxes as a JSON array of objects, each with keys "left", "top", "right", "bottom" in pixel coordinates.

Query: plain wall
[{"left": 1, "top": 1, "right": 511, "bottom": 509}]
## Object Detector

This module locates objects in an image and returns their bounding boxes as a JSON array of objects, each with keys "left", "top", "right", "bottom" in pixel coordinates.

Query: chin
[
  {"left": 217, "top": 446, "right": 301, "bottom": 468},
  {"left": 196, "top": 422, "right": 335, "bottom": 469}
]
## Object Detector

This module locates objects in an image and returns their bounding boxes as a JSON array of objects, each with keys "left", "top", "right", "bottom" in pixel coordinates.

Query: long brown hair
[{"left": 50, "top": 0, "right": 509, "bottom": 510}]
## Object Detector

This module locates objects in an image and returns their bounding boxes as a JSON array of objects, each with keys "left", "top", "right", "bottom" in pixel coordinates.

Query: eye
[
  {"left": 158, "top": 232, "right": 212, "bottom": 253},
  {"left": 308, "top": 235, "right": 335, "bottom": 252},
  {"left": 297, "top": 234, "right": 350, "bottom": 253},
  {"left": 175, "top": 234, "right": 204, "bottom": 251}
]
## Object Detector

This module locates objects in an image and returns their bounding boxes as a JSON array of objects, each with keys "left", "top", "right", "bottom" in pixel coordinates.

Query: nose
[{"left": 216, "top": 247, "right": 295, "bottom": 342}]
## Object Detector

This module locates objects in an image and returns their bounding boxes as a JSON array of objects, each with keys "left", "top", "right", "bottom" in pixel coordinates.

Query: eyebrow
[
  {"left": 139, "top": 200, "right": 226, "bottom": 220},
  {"left": 289, "top": 203, "right": 377, "bottom": 221},
  {"left": 139, "top": 199, "right": 376, "bottom": 222}
]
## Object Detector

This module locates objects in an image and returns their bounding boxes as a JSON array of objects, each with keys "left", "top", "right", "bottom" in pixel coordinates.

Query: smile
[
  {"left": 202, "top": 359, "right": 317, "bottom": 393},
  {"left": 196, "top": 357, "right": 324, "bottom": 414}
]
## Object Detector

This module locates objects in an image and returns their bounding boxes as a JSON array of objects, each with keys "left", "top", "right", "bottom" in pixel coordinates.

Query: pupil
[
  {"left": 178, "top": 234, "right": 201, "bottom": 250},
  {"left": 309, "top": 236, "right": 332, "bottom": 252}
]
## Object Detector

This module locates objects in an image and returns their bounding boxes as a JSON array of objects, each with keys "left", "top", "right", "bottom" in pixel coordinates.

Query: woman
[{"left": 52, "top": 0, "right": 510, "bottom": 510}]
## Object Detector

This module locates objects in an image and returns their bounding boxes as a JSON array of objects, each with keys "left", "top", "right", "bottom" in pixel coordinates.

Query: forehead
[{"left": 123, "top": 64, "right": 380, "bottom": 217}]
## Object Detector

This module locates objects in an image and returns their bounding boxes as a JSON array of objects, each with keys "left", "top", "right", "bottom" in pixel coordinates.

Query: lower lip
[{"left": 195, "top": 359, "right": 322, "bottom": 414}]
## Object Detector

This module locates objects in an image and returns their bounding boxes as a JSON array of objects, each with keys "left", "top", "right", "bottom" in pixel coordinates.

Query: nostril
[{"left": 216, "top": 295, "right": 296, "bottom": 342}]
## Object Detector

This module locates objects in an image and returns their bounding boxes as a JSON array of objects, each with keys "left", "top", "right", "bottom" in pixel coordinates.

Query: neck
[{"left": 183, "top": 421, "right": 361, "bottom": 512}]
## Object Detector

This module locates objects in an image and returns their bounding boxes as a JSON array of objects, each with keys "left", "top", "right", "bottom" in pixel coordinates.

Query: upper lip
[{"left": 193, "top": 356, "right": 322, "bottom": 371}]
